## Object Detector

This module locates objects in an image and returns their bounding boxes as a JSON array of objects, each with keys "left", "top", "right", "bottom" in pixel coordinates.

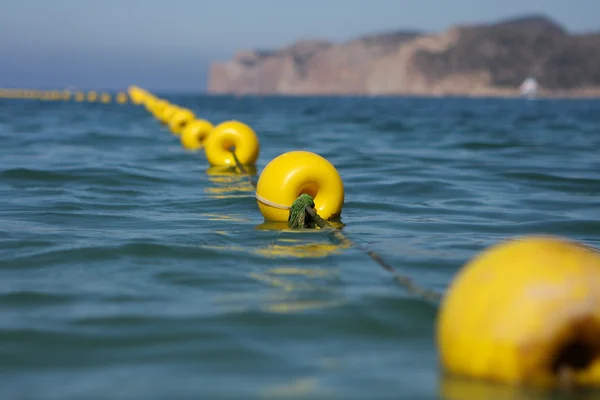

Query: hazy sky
[{"left": 1, "top": 0, "right": 598, "bottom": 91}]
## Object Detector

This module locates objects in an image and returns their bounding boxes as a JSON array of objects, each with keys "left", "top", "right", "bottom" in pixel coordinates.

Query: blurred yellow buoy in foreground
[
  {"left": 180, "top": 119, "right": 214, "bottom": 151},
  {"left": 438, "top": 236, "right": 600, "bottom": 388}
]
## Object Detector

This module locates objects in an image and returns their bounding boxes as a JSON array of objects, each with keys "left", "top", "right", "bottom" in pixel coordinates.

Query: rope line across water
[{"left": 230, "top": 149, "right": 443, "bottom": 304}]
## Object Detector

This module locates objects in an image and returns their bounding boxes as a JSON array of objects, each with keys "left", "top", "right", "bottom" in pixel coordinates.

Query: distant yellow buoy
[
  {"left": 152, "top": 101, "right": 167, "bottom": 116},
  {"left": 61, "top": 90, "right": 71, "bottom": 101},
  {"left": 127, "top": 85, "right": 147, "bottom": 104},
  {"left": 100, "top": 93, "right": 111, "bottom": 103},
  {"left": 438, "top": 236, "right": 600, "bottom": 388},
  {"left": 74, "top": 92, "right": 85, "bottom": 102},
  {"left": 87, "top": 91, "right": 98, "bottom": 102},
  {"left": 204, "top": 120, "right": 260, "bottom": 167},
  {"left": 116, "top": 92, "right": 128, "bottom": 104},
  {"left": 168, "top": 108, "right": 195, "bottom": 135},
  {"left": 180, "top": 119, "right": 214, "bottom": 151},
  {"left": 255, "top": 151, "right": 344, "bottom": 222},
  {"left": 158, "top": 105, "right": 180, "bottom": 124}
]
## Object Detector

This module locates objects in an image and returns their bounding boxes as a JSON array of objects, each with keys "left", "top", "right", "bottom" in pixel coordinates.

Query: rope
[
  {"left": 230, "top": 149, "right": 443, "bottom": 304},
  {"left": 229, "top": 147, "right": 257, "bottom": 189},
  {"left": 288, "top": 194, "right": 316, "bottom": 229},
  {"left": 255, "top": 192, "right": 290, "bottom": 210},
  {"left": 229, "top": 148, "right": 290, "bottom": 210},
  {"left": 294, "top": 196, "right": 443, "bottom": 303}
]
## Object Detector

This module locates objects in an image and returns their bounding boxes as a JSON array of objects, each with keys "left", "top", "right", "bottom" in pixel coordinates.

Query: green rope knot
[{"left": 288, "top": 194, "right": 316, "bottom": 229}]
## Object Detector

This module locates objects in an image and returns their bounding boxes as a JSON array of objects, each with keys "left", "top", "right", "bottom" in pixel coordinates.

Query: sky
[{"left": 0, "top": 0, "right": 598, "bottom": 92}]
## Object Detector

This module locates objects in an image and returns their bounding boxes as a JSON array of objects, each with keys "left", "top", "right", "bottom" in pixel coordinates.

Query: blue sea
[{"left": 1, "top": 95, "right": 599, "bottom": 399}]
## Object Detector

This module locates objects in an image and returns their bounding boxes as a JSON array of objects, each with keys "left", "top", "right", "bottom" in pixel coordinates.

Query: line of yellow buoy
[
  {"left": 0, "top": 88, "right": 129, "bottom": 104},
  {"left": 125, "top": 84, "right": 600, "bottom": 391},
  {"left": 130, "top": 83, "right": 600, "bottom": 387}
]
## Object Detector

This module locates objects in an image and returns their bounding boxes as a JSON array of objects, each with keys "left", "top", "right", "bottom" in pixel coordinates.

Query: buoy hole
[
  {"left": 551, "top": 339, "right": 597, "bottom": 374},
  {"left": 298, "top": 183, "right": 318, "bottom": 199},
  {"left": 198, "top": 132, "right": 210, "bottom": 143},
  {"left": 224, "top": 141, "right": 236, "bottom": 152}
]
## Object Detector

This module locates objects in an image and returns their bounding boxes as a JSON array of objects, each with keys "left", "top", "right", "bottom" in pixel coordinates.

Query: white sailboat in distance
[{"left": 520, "top": 77, "right": 539, "bottom": 98}]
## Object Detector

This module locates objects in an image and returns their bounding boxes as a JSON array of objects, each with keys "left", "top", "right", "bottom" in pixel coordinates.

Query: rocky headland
[{"left": 207, "top": 15, "right": 600, "bottom": 98}]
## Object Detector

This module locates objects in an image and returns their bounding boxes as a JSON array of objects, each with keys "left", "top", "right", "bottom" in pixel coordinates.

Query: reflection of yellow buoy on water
[
  {"left": 168, "top": 108, "right": 195, "bottom": 135},
  {"left": 87, "top": 91, "right": 98, "bottom": 102},
  {"left": 100, "top": 93, "right": 111, "bottom": 103},
  {"left": 206, "top": 165, "right": 258, "bottom": 177},
  {"left": 204, "top": 120, "right": 260, "bottom": 167},
  {"left": 255, "top": 219, "right": 345, "bottom": 232},
  {"left": 181, "top": 119, "right": 214, "bottom": 151},
  {"left": 438, "top": 236, "right": 600, "bottom": 388},
  {"left": 439, "top": 375, "right": 547, "bottom": 400},
  {"left": 256, "top": 239, "right": 348, "bottom": 259},
  {"left": 213, "top": 264, "right": 344, "bottom": 315},
  {"left": 255, "top": 151, "right": 344, "bottom": 223},
  {"left": 204, "top": 165, "right": 257, "bottom": 199},
  {"left": 247, "top": 266, "right": 345, "bottom": 314}
]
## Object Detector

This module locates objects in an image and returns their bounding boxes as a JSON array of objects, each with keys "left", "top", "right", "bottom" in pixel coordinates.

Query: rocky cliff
[{"left": 207, "top": 15, "right": 600, "bottom": 97}]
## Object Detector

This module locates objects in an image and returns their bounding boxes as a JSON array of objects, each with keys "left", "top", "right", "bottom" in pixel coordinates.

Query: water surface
[{"left": 1, "top": 95, "right": 599, "bottom": 399}]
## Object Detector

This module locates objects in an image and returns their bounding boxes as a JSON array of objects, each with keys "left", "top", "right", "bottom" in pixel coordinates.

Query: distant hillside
[{"left": 207, "top": 15, "right": 600, "bottom": 97}]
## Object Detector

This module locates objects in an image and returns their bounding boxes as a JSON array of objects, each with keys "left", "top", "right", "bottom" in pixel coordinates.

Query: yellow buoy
[
  {"left": 127, "top": 85, "right": 146, "bottom": 104},
  {"left": 158, "top": 105, "right": 180, "bottom": 124},
  {"left": 61, "top": 90, "right": 71, "bottom": 101},
  {"left": 255, "top": 151, "right": 344, "bottom": 222},
  {"left": 204, "top": 120, "right": 260, "bottom": 167},
  {"left": 116, "top": 92, "right": 128, "bottom": 104},
  {"left": 180, "top": 119, "right": 214, "bottom": 151},
  {"left": 147, "top": 99, "right": 165, "bottom": 115},
  {"left": 74, "top": 92, "right": 85, "bottom": 102},
  {"left": 87, "top": 91, "right": 98, "bottom": 102},
  {"left": 100, "top": 93, "right": 111, "bottom": 103},
  {"left": 168, "top": 108, "right": 195, "bottom": 135},
  {"left": 438, "top": 236, "right": 600, "bottom": 388}
]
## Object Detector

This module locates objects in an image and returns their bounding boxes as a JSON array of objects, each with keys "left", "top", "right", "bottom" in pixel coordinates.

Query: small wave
[
  {"left": 0, "top": 242, "right": 223, "bottom": 269},
  {"left": 0, "top": 167, "right": 170, "bottom": 186},
  {"left": 0, "top": 291, "right": 76, "bottom": 306},
  {"left": 373, "top": 121, "right": 413, "bottom": 133},
  {"left": 501, "top": 171, "right": 600, "bottom": 191}
]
